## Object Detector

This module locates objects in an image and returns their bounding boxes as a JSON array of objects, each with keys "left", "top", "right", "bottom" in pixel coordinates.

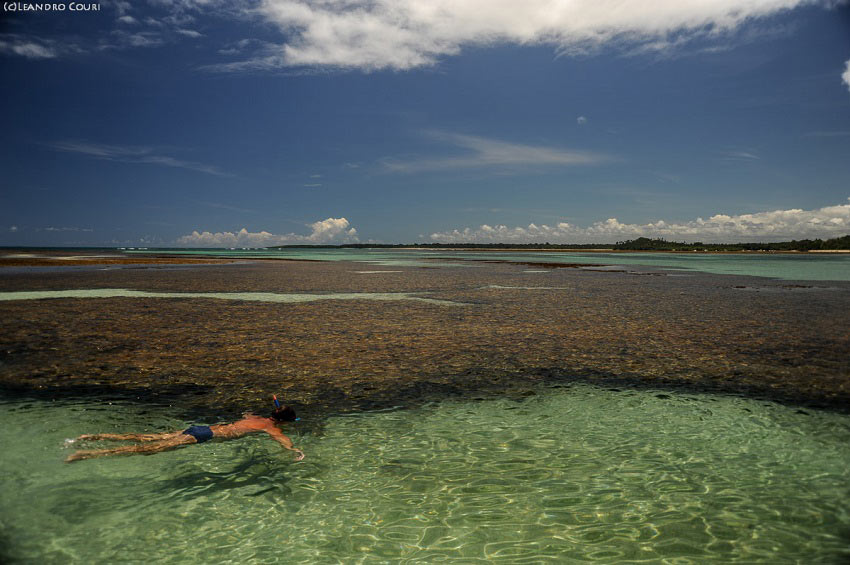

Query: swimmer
[{"left": 65, "top": 398, "right": 304, "bottom": 463}]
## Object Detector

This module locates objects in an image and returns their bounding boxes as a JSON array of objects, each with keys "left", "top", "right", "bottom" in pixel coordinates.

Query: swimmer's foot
[{"left": 65, "top": 451, "right": 95, "bottom": 463}]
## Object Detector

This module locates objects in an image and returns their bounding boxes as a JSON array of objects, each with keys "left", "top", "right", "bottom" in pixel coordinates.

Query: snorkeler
[{"left": 65, "top": 396, "right": 304, "bottom": 463}]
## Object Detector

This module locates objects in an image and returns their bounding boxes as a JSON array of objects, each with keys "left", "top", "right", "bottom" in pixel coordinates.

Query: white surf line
[
  {"left": 351, "top": 270, "right": 404, "bottom": 274},
  {"left": 0, "top": 288, "right": 466, "bottom": 306}
]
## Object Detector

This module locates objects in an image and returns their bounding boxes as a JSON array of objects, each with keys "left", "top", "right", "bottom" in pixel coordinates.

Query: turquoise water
[
  {"left": 3, "top": 383, "right": 849, "bottom": 563},
  {"left": 0, "top": 289, "right": 463, "bottom": 306},
  {"left": 124, "top": 248, "right": 850, "bottom": 281}
]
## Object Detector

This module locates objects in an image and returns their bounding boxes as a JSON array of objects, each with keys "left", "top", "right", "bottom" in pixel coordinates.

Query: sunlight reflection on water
[{"left": 2, "top": 383, "right": 849, "bottom": 563}]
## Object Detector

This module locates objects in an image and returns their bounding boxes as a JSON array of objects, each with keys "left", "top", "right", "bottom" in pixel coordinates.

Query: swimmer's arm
[{"left": 265, "top": 428, "right": 305, "bottom": 461}]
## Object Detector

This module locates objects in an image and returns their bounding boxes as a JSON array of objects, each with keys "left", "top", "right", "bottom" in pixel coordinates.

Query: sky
[{"left": 1, "top": 0, "right": 850, "bottom": 246}]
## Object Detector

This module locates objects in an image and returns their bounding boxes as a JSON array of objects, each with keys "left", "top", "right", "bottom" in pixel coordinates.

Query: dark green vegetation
[{"left": 272, "top": 235, "right": 850, "bottom": 251}]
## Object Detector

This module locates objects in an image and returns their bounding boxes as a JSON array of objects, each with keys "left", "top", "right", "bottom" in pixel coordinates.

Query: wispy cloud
[
  {"left": 177, "top": 217, "right": 359, "bottom": 247},
  {"left": 842, "top": 59, "right": 850, "bottom": 93},
  {"left": 0, "top": 34, "right": 70, "bottom": 59},
  {"left": 50, "top": 141, "right": 231, "bottom": 177},
  {"left": 430, "top": 199, "right": 850, "bottom": 244},
  {"left": 176, "top": 29, "right": 204, "bottom": 39},
  {"left": 382, "top": 131, "right": 609, "bottom": 173},
  {"left": 43, "top": 227, "right": 94, "bottom": 232},
  {"left": 213, "top": 0, "right": 823, "bottom": 71},
  {"left": 720, "top": 150, "right": 760, "bottom": 162}
]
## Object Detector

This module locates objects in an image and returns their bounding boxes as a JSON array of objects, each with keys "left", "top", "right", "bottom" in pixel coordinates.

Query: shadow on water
[
  {"left": 50, "top": 447, "right": 298, "bottom": 525},
  {"left": 0, "top": 528, "right": 17, "bottom": 565},
  {"left": 163, "top": 446, "right": 296, "bottom": 500}
]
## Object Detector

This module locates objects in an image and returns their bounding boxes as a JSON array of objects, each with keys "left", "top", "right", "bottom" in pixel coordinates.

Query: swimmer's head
[{"left": 271, "top": 404, "right": 297, "bottom": 422}]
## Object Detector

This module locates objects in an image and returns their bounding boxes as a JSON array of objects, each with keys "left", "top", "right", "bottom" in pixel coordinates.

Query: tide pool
[
  {"left": 3, "top": 383, "right": 848, "bottom": 563},
  {"left": 0, "top": 288, "right": 463, "bottom": 306}
]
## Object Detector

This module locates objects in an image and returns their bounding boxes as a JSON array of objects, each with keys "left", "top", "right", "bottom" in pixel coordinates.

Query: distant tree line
[
  {"left": 270, "top": 234, "right": 850, "bottom": 251},
  {"left": 609, "top": 235, "right": 850, "bottom": 251}
]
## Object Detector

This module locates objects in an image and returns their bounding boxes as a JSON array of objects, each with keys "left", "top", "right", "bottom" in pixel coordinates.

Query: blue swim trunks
[{"left": 183, "top": 425, "right": 214, "bottom": 443}]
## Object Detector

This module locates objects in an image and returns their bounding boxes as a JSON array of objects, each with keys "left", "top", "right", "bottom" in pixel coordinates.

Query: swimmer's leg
[
  {"left": 76, "top": 432, "right": 182, "bottom": 442},
  {"left": 65, "top": 434, "right": 195, "bottom": 463}
]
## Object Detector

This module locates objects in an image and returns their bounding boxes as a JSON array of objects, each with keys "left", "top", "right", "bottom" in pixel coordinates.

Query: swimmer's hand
[{"left": 293, "top": 449, "right": 305, "bottom": 461}]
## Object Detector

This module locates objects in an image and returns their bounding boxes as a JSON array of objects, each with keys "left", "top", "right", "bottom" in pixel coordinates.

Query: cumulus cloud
[
  {"left": 50, "top": 141, "right": 230, "bottom": 177},
  {"left": 383, "top": 131, "right": 607, "bottom": 172},
  {"left": 177, "top": 217, "right": 359, "bottom": 247},
  {"left": 220, "top": 0, "right": 820, "bottom": 71},
  {"left": 429, "top": 199, "right": 850, "bottom": 243},
  {"left": 842, "top": 59, "right": 850, "bottom": 93}
]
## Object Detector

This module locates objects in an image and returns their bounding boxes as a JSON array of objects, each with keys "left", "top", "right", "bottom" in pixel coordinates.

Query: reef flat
[{"left": 1, "top": 257, "right": 848, "bottom": 418}]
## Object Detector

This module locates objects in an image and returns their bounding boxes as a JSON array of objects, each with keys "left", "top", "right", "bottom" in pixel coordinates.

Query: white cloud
[
  {"left": 842, "top": 59, "right": 850, "bottom": 93},
  {"left": 177, "top": 29, "right": 204, "bottom": 38},
  {"left": 9, "top": 226, "right": 18, "bottom": 232},
  {"left": 223, "top": 0, "right": 821, "bottom": 71},
  {"left": 177, "top": 217, "right": 359, "bottom": 246},
  {"left": 429, "top": 199, "right": 850, "bottom": 243},
  {"left": 721, "top": 150, "right": 760, "bottom": 161},
  {"left": 107, "top": 31, "right": 165, "bottom": 49},
  {"left": 577, "top": 116, "right": 587, "bottom": 125},
  {"left": 50, "top": 141, "right": 230, "bottom": 177},
  {"left": 0, "top": 36, "right": 58, "bottom": 59},
  {"left": 383, "top": 131, "right": 608, "bottom": 172}
]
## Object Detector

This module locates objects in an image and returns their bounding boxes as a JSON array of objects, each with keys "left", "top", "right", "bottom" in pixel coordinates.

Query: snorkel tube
[{"left": 272, "top": 395, "right": 300, "bottom": 421}]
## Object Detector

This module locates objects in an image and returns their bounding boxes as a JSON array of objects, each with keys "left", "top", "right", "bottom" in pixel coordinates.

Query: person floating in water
[{"left": 65, "top": 398, "right": 304, "bottom": 463}]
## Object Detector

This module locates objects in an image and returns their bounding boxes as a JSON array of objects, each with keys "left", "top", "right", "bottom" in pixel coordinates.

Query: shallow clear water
[
  {"left": 125, "top": 248, "right": 850, "bottom": 281},
  {"left": 3, "top": 384, "right": 849, "bottom": 563},
  {"left": 0, "top": 288, "right": 463, "bottom": 306}
]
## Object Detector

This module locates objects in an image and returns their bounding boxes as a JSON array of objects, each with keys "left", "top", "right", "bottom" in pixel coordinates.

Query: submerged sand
[{"left": 0, "top": 255, "right": 848, "bottom": 417}]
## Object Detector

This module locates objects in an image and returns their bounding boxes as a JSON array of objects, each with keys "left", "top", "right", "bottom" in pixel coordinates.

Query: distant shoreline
[
  {"left": 395, "top": 247, "right": 850, "bottom": 254},
  {"left": 2, "top": 248, "right": 850, "bottom": 261}
]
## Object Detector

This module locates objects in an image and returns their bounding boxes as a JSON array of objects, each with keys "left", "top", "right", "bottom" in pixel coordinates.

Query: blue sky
[{"left": 1, "top": 0, "right": 849, "bottom": 246}]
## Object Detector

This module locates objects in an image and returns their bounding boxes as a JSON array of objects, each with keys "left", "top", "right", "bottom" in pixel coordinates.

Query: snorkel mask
[{"left": 273, "top": 395, "right": 300, "bottom": 421}]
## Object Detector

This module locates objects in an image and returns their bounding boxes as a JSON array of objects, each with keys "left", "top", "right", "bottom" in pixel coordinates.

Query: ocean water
[
  {"left": 3, "top": 383, "right": 848, "bottom": 564},
  {"left": 123, "top": 248, "right": 850, "bottom": 281}
]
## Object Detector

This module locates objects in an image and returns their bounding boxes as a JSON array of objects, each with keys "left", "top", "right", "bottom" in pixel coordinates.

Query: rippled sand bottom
[{"left": 2, "top": 383, "right": 848, "bottom": 563}]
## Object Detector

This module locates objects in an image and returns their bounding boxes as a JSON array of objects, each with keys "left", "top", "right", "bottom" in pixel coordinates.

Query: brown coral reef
[{"left": 1, "top": 256, "right": 848, "bottom": 417}]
